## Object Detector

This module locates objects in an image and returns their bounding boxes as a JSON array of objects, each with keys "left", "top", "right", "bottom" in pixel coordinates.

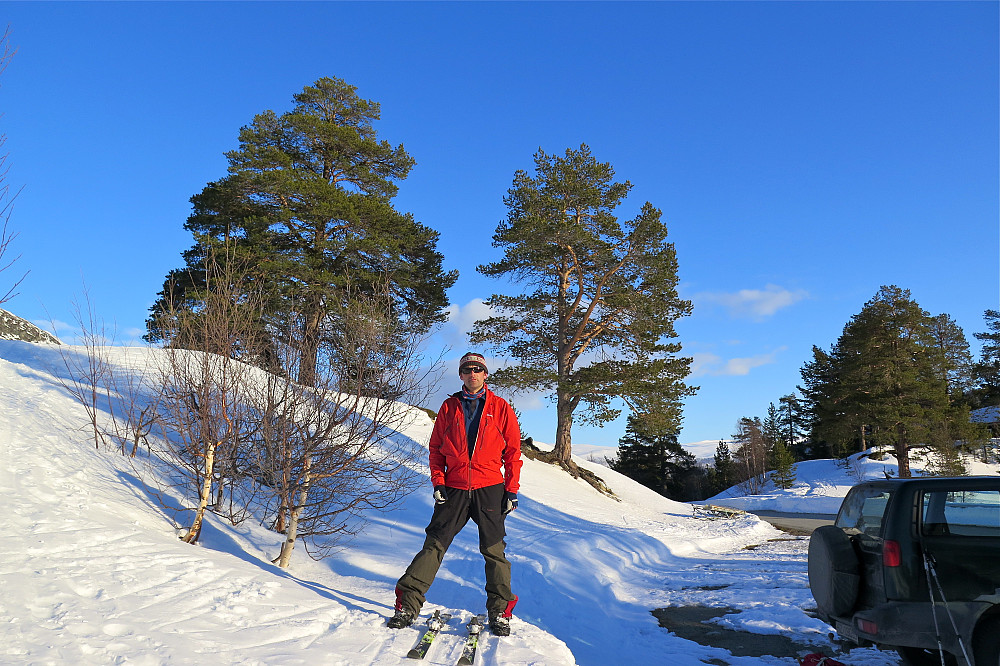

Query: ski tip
[
  {"left": 457, "top": 658, "right": 473, "bottom": 666},
  {"left": 406, "top": 649, "right": 423, "bottom": 659}
]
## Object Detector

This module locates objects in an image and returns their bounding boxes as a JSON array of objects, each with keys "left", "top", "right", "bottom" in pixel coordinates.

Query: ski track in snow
[{"left": 0, "top": 341, "right": 907, "bottom": 665}]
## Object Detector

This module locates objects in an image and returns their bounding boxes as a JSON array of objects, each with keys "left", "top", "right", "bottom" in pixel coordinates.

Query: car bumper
[{"left": 825, "top": 601, "right": 988, "bottom": 654}]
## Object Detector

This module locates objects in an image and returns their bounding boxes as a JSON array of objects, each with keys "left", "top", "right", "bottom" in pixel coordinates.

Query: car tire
[
  {"left": 974, "top": 615, "right": 1000, "bottom": 666},
  {"left": 808, "top": 525, "right": 859, "bottom": 617},
  {"left": 896, "top": 646, "right": 957, "bottom": 666}
]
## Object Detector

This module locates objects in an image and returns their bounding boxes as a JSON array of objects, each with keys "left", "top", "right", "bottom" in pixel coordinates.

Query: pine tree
[
  {"left": 927, "top": 313, "right": 974, "bottom": 398},
  {"left": 760, "top": 401, "right": 797, "bottom": 489},
  {"left": 710, "top": 440, "right": 737, "bottom": 495},
  {"left": 799, "top": 285, "right": 985, "bottom": 477},
  {"left": 769, "top": 438, "right": 797, "bottom": 489},
  {"left": 778, "top": 393, "right": 808, "bottom": 459},
  {"left": 799, "top": 345, "right": 857, "bottom": 459},
  {"left": 469, "top": 145, "right": 695, "bottom": 468},
  {"left": 762, "top": 403, "right": 783, "bottom": 448},
  {"left": 146, "top": 77, "right": 456, "bottom": 386},
  {"left": 609, "top": 415, "right": 700, "bottom": 500},
  {"left": 973, "top": 309, "right": 1000, "bottom": 407}
]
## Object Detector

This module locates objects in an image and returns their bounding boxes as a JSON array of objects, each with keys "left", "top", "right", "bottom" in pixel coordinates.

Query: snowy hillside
[
  {"left": 705, "top": 446, "right": 1000, "bottom": 515},
  {"left": 2, "top": 340, "right": 912, "bottom": 665}
]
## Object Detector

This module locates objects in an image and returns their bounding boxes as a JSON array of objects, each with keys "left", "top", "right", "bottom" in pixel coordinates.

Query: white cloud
[
  {"left": 446, "top": 298, "right": 496, "bottom": 338},
  {"left": 719, "top": 353, "right": 777, "bottom": 376},
  {"left": 690, "top": 348, "right": 784, "bottom": 377},
  {"left": 689, "top": 352, "right": 723, "bottom": 376},
  {"left": 694, "top": 284, "right": 808, "bottom": 320},
  {"left": 35, "top": 318, "right": 73, "bottom": 335},
  {"left": 510, "top": 391, "right": 545, "bottom": 410}
]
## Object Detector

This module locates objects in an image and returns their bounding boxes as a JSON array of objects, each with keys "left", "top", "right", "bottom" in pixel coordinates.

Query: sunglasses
[{"left": 460, "top": 366, "right": 486, "bottom": 375}]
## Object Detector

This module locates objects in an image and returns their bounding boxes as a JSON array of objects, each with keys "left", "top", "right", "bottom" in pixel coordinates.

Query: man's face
[{"left": 460, "top": 364, "right": 487, "bottom": 393}]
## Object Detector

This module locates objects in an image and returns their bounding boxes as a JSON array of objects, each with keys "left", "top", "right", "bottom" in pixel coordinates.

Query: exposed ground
[{"left": 652, "top": 604, "right": 830, "bottom": 663}]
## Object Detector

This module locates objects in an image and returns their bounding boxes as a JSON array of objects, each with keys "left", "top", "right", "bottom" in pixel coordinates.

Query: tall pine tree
[
  {"left": 762, "top": 403, "right": 783, "bottom": 449},
  {"left": 927, "top": 313, "right": 974, "bottom": 398},
  {"left": 147, "top": 77, "right": 456, "bottom": 386},
  {"left": 778, "top": 393, "right": 808, "bottom": 459},
  {"left": 800, "top": 285, "right": 984, "bottom": 477},
  {"left": 470, "top": 145, "right": 695, "bottom": 468}
]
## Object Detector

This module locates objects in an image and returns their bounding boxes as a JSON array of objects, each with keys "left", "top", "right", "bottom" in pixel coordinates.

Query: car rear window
[
  {"left": 920, "top": 490, "right": 1000, "bottom": 537},
  {"left": 836, "top": 487, "right": 892, "bottom": 536}
]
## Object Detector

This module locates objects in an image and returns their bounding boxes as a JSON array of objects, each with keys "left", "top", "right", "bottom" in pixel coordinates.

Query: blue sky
[{"left": 2, "top": 2, "right": 997, "bottom": 451}]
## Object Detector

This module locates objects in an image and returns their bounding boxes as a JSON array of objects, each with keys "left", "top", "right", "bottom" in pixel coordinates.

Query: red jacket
[{"left": 429, "top": 387, "right": 522, "bottom": 493}]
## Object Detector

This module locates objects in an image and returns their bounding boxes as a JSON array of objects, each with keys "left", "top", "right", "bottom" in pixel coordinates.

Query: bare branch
[{"left": 0, "top": 26, "right": 26, "bottom": 305}]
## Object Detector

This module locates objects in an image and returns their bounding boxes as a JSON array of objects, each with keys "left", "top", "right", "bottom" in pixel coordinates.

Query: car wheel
[
  {"left": 974, "top": 616, "right": 1000, "bottom": 666},
  {"left": 896, "top": 646, "right": 957, "bottom": 666},
  {"left": 808, "top": 525, "right": 859, "bottom": 616}
]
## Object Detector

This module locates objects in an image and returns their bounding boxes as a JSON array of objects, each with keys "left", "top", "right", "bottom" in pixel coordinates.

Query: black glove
[
  {"left": 503, "top": 491, "right": 518, "bottom": 515},
  {"left": 433, "top": 485, "right": 448, "bottom": 505}
]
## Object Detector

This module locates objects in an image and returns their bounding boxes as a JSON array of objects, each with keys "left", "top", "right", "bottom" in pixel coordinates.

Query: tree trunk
[
  {"left": 298, "top": 309, "right": 322, "bottom": 388},
  {"left": 275, "top": 459, "right": 290, "bottom": 533},
  {"left": 214, "top": 476, "right": 224, "bottom": 510},
  {"left": 272, "top": 441, "right": 291, "bottom": 533},
  {"left": 297, "top": 291, "right": 325, "bottom": 388},
  {"left": 553, "top": 394, "right": 574, "bottom": 464},
  {"left": 277, "top": 456, "right": 312, "bottom": 568},
  {"left": 895, "top": 426, "right": 911, "bottom": 478},
  {"left": 181, "top": 442, "right": 216, "bottom": 544},
  {"left": 276, "top": 502, "right": 301, "bottom": 568}
]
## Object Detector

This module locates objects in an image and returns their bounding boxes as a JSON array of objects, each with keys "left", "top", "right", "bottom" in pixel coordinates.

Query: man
[{"left": 388, "top": 352, "right": 523, "bottom": 636}]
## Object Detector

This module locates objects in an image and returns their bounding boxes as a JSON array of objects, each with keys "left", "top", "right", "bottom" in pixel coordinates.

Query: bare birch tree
[
  {"left": 733, "top": 417, "right": 769, "bottom": 495},
  {"left": 146, "top": 250, "right": 269, "bottom": 542},
  {"left": 249, "top": 284, "right": 429, "bottom": 567},
  {"left": 63, "top": 245, "right": 431, "bottom": 558}
]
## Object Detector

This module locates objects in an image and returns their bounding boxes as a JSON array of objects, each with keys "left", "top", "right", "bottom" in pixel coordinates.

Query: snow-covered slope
[
  {"left": 705, "top": 446, "right": 1000, "bottom": 515},
  {"left": 0, "top": 340, "right": 855, "bottom": 665}
]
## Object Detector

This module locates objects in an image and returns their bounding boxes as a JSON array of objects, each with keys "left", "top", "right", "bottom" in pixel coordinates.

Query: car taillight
[
  {"left": 857, "top": 618, "right": 878, "bottom": 634},
  {"left": 883, "top": 540, "right": 901, "bottom": 567}
]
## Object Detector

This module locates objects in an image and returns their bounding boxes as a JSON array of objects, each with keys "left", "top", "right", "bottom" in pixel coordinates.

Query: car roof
[{"left": 852, "top": 476, "right": 1000, "bottom": 491}]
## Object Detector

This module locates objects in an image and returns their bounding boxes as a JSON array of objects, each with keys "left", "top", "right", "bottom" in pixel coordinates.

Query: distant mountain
[{"left": 0, "top": 308, "right": 61, "bottom": 344}]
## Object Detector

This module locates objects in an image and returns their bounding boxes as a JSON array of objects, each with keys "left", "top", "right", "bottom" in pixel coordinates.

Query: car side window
[
  {"left": 921, "top": 490, "right": 1000, "bottom": 537},
  {"left": 837, "top": 488, "right": 892, "bottom": 536}
]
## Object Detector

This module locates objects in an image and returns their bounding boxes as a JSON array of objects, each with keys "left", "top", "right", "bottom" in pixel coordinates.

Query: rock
[{"left": 0, "top": 308, "right": 61, "bottom": 344}]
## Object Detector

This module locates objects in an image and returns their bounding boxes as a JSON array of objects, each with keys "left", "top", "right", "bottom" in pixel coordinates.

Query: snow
[
  {"left": 704, "top": 447, "right": 1000, "bottom": 515},
  {"left": 972, "top": 405, "right": 1000, "bottom": 424},
  {"left": 2, "top": 339, "right": 969, "bottom": 665},
  {"left": 704, "top": 456, "right": 896, "bottom": 514}
]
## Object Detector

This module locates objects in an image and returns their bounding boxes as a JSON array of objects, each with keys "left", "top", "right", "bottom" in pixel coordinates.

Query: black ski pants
[{"left": 395, "top": 482, "right": 514, "bottom": 616}]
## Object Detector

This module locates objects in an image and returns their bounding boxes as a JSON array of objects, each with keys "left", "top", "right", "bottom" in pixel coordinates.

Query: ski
[
  {"left": 456, "top": 614, "right": 487, "bottom": 665},
  {"left": 406, "top": 610, "right": 452, "bottom": 660}
]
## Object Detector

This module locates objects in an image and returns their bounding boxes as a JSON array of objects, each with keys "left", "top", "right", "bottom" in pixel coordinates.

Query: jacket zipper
[
  {"left": 468, "top": 402, "right": 475, "bottom": 497},
  {"left": 467, "top": 395, "right": 485, "bottom": 497}
]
